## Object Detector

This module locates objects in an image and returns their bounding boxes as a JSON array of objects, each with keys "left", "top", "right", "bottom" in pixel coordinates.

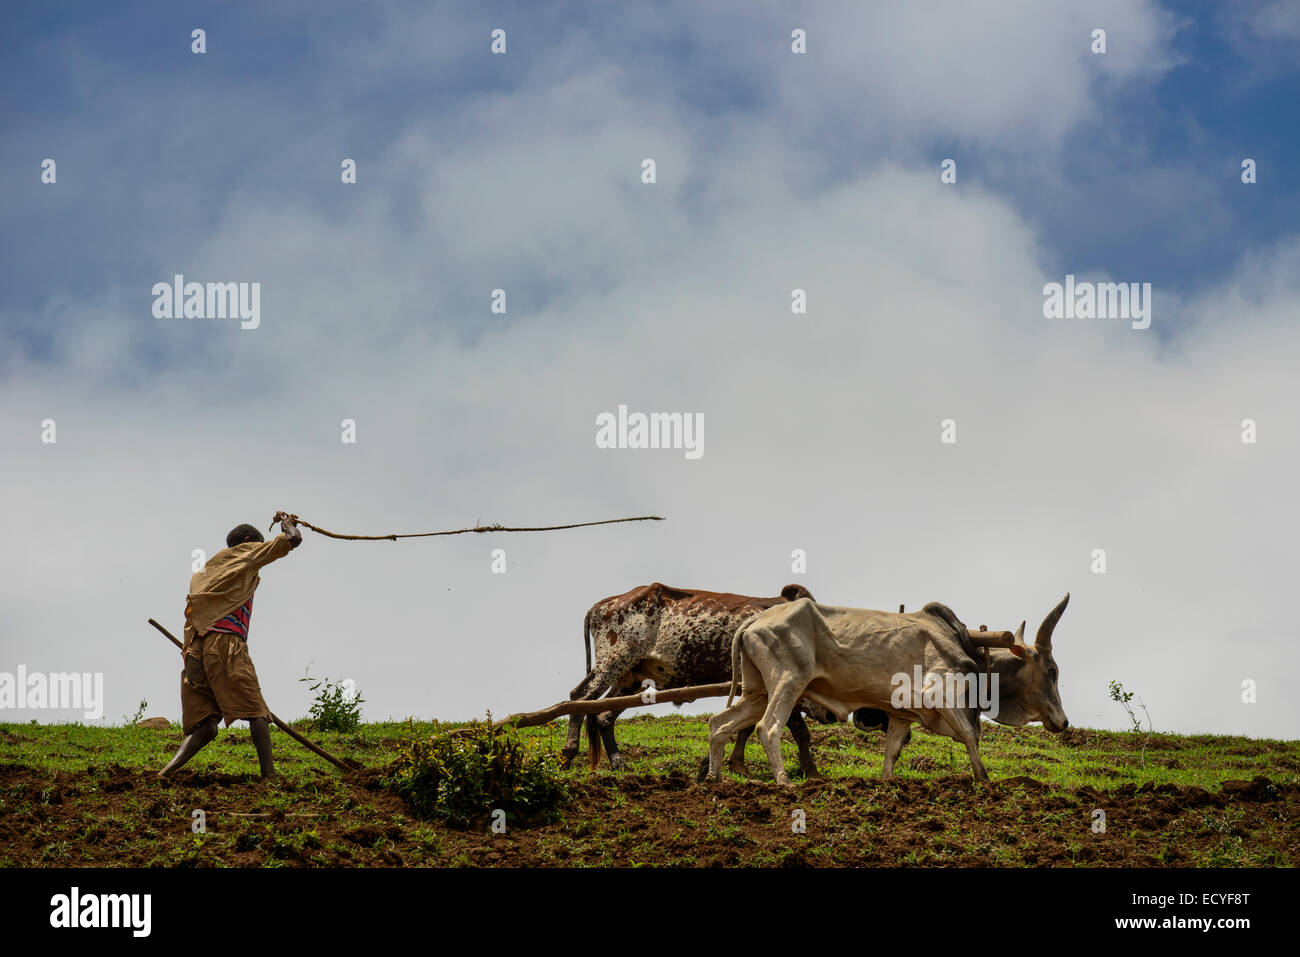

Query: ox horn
[{"left": 1035, "top": 593, "right": 1070, "bottom": 650}]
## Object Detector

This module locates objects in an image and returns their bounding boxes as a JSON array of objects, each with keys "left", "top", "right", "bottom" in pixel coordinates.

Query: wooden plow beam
[{"left": 495, "top": 682, "right": 731, "bottom": 730}]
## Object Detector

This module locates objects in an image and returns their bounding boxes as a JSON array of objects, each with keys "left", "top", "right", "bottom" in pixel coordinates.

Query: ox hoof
[
  {"left": 726, "top": 762, "right": 746, "bottom": 776},
  {"left": 608, "top": 753, "right": 625, "bottom": 770},
  {"left": 697, "top": 757, "right": 726, "bottom": 782}
]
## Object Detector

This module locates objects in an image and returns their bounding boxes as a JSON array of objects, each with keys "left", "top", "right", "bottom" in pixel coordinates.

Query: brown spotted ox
[{"left": 564, "top": 582, "right": 881, "bottom": 775}]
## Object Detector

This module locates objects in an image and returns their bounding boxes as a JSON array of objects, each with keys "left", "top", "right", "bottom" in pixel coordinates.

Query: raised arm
[{"left": 240, "top": 513, "right": 302, "bottom": 569}]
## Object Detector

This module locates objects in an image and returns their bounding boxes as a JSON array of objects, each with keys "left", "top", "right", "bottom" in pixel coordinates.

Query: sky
[{"left": 1, "top": 1, "right": 1297, "bottom": 742}]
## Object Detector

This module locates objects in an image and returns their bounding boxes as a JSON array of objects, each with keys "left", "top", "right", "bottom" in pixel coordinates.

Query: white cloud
[{"left": 1, "top": 2, "right": 1292, "bottom": 747}]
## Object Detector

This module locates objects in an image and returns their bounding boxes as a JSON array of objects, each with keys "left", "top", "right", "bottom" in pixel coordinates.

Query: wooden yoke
[
  {"left": 968, "top": 625, "right": 1016, "bottom": 684},
  {"left": 967, "top": 626, "right": 1016, "bottom": 647}
]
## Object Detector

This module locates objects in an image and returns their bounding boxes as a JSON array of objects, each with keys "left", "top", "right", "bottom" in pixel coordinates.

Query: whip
[{"left": 267, "top": 511, "right": 664, "bottom": 541}]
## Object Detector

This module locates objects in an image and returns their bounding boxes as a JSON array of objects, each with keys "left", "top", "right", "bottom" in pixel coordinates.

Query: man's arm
[{"left": 241, "top": 522, "right": 300, "bottom": 570}]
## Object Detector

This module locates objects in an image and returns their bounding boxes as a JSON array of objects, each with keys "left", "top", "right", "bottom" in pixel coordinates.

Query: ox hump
[
  {"left": 920, "top": 601, "right": 967, "bottom": 639},
  {"left": 780, "top": 584, "right": 816, "bottom": 602}
]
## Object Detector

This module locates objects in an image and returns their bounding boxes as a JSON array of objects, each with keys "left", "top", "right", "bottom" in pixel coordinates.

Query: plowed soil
[{"left": 3, "top": 760, "right": 1295, "bottom": 867}]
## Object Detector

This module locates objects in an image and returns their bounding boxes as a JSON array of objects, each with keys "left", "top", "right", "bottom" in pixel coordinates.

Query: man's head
[{"left": 226, "top": 524, "right": 265, "bottom": 548}]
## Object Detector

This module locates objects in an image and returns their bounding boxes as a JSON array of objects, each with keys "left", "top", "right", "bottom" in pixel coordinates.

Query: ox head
[
  {"left": 780, "top": 584, "right": 815, "bottom": 602},
  {"left": 994, "top": 594, "right": 1070, "bottom": 732}
]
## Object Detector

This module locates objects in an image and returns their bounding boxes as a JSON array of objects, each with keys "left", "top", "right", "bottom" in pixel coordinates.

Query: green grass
[
  {"left": 3, "top": 713, "right": 1297, "bottom": 792},
  {"left": 535, "top": 714, "right": 1300, "bottom": 791}
]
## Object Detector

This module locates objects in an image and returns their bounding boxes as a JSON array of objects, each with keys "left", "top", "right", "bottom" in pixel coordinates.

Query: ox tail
[
  {"left": 582, "top": 609, "right": 603, "bottom": 769},
  {"left": 727, "top": 623, "right": 745, "bottom": 708},
  {"left": 583, "top": 607, "right": 593, "bottom": 674},
  {"left": 559, "top": 610, "right": 603, "bottom": 766},
  {"left": 585, "top": 712, "right": 602, "bottom": 769}
]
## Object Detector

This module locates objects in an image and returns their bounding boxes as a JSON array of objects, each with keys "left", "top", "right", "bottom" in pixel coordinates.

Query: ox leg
[
  {"left": 596, "top": 682, "right": 636, "bottom": 769},
  {"left": 881, "top": 717, "right": 912, "bottom": 779},
  {"left": 698, "top": 724, "right": 752, "bottom": 782},
  {"left": 944, "top": 709, "right": 989, "bottom": 783},
  {"left": 564, "top": 652, "right": 642, "bottom": 769},
  {"left": 697, "top": 725, "right": 752, "bottom": 783},
  {"left": 755, "top": 682, "right": 802, "bottom": 786},
  {"left": 854, "top": 709, "right": 913, "bottom": 748},
  {"left": 707, "top": 697, "right": 767, "bottom": 781},
  {"left": 561, "top": 716, "right": 582, "bottom": 769},
  {"left": 728, "top": 725, "right": 754, "bottom": 772},
  {"left": 703, "top": 719, "right": 804, "bottom": 780},
  {"left": 787, "top": 712, "right": 821, "bottom": 779},
  {"left": 560, "top": 671, "right": 596, "bottom": 769},
  {"left": 596, "top": 710, "right": 623, "bottom": 768}
]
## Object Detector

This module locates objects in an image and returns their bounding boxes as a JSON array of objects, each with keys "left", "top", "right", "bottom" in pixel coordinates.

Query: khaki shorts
[{"left": 180, "top": 632, "right": 270, "bottom": 734}]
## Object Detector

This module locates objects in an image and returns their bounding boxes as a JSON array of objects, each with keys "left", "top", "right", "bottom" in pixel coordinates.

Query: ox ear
[
  {"left": 1008, "top": 621, "right": 1033, "bottom": 660},
  {"left": 1035, "top": 594, "right": 1070, "bottom": 650}
]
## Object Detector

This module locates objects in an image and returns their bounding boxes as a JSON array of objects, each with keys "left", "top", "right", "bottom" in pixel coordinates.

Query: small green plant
[
  {"left": 123, "top": 699, "right": 148, "bottom": 725},
  {"left": 1108, "top": 680, "right": 1150, "bottom": 732},
  {"left": 299, "top": 665, "right": 364, "bottom": 732},
  {"left": 383, "top": 715, "right": 568, "bottom": 829},
  {"left": 1109, "top": 679, "right": 1152, "bottom": 765}
]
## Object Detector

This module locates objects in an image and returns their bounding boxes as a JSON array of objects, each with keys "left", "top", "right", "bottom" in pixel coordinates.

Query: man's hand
[
  {"left": 270, "top": 511, "right": 303, "bottom": 548},
  {"left": 281, "top": 515, "right": 303, "bottom": 549}
]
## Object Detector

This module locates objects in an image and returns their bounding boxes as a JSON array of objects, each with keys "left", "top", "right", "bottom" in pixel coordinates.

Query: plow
[{"left": 147, "top": 618, "right": 363, "bottom": 773}]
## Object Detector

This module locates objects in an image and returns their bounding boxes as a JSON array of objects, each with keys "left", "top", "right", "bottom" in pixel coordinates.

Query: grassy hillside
[{"left": 2, "top": 716, "right": 1296, "bottom": 867}]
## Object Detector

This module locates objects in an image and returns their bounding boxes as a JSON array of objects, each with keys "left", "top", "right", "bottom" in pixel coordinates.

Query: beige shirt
[{"left": 183, "top": 535, "right": 293, "bottom": 645}]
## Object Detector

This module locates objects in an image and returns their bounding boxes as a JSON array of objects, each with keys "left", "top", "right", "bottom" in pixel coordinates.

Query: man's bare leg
[
  {"left": 159, "top": 715, "right": 220, "bottom": 778},
  {"left": 249, "top": 716, "right": 276, "bottom": 780}
]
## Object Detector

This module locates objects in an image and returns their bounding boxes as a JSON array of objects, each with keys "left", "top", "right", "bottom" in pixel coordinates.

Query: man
[{"left": 159, "top": 515, "right": 302, "bottom": 780}]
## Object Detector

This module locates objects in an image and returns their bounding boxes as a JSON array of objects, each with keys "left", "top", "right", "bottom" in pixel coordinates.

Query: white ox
[{"left": 707, "top": 595, "right": 1071, "bottom": 784}]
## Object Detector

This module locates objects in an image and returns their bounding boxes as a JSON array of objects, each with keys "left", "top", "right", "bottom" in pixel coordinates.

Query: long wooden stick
[
  {"left": 495, "top": 682, "right": 732, "bottom": 730},
  {"left": 270, "top": 512, "right": 664, "bottom": 542},
  {"left": 147, "top": 618, "right": 359, "bottom": 773}
]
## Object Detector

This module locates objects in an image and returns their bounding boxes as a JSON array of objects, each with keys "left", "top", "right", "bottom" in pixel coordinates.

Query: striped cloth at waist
[{"left": 205, "top": 597, "right": 254, "bottom": 640}]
